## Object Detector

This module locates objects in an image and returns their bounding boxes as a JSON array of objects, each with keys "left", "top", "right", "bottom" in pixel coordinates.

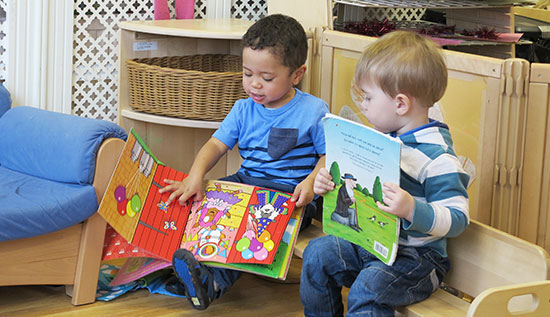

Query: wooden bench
[{"left": 294, "top": 219, "right": 550, "bottom": 316}]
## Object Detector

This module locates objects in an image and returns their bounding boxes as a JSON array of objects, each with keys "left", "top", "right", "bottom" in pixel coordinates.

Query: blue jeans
[
  {"left": 300, "top": 235, "right": 450, "bottom": 317},
  {"left": 208, "top": 172, "right": 317, "bottom": 298}
]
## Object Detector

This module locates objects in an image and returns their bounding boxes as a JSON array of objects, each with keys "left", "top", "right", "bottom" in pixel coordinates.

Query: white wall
[{"left": 6, "top": 0, "right": 73, "bottom": 113}]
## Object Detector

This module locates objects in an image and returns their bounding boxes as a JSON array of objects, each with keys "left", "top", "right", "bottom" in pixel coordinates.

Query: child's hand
[
  {"left": 376, "top": 182, "right": 415, "bottom": 222},
  {"left": 313, "top": 168, "right": 334, "bottom": 196},
  {"left": 291, "top": 178, "right": 315, "bottom": 208},
  {"left": 159, "top": 174, "right": 204, "bottom": 206}
]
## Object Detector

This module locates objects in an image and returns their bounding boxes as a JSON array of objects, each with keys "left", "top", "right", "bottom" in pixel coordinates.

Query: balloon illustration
[
  {"left": 126, "top": 200, "right": 134, "bottom": 217},
  {"left": 258, "top": 230, "right": 271, "bottom": 242},
  {"left": 243, "top": 229, "right": 255, "bottom": 240},
  {"left": 128, "top": 194, "right": 141, "bottom": 217},
  {"left": 249, "top": 238, "right": 263, "bottom": 252},
  {"left": 117, "top": 199, "right": 127, "bottom": 216},
  {"left": 263, "top": 239, "right": 275, "bottom": 252},
  {"left": 114, "top": 185, "right": 126, "bottom": 203},
  {"left": 241, "top": 249, "right": 253, "bottom": 260},
  {"left": 235, "top": 237, "right": 251, "bottom": 252},
  {"left": 253, "top": 248, "right": 268, "bottom": 261},
  {"left": 236, "top": 230, "right": 275, "bottom": 261}
]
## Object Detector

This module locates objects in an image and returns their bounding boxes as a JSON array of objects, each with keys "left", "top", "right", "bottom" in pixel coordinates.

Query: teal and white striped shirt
[{"left": 394, "top": 120, "right": 470, "bottom": 257}]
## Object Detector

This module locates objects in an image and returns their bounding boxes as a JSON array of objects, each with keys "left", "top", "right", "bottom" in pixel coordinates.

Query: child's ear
[
  {"left": 292, "top": 65, "right": 307, "bottom": 86},
  {"left": 395, "top": 93, "right": 411, "bottom": 115}
]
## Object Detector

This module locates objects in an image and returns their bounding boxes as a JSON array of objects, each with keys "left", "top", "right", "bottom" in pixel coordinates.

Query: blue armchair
[{"left": 0, "top": 106, "right": 127, "bottom": 305}]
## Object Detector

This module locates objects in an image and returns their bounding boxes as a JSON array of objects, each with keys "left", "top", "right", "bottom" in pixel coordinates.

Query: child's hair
[
  {"left": 354, "top": 31, "right": 447, "bottom": 107},
  {"left": 242, "top": 14, "right": 308, "bottom": 73}
]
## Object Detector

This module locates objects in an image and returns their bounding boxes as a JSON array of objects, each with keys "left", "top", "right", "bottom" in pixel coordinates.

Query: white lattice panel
[
  {"left": 334, "top": 0, "right": 524, "bottom": 24},
  {"left": 196, "top": 0, "right": 207, "bottom": 18},
  {"left": 73, "top": 1, "right": 155, "bottom": 120},
  {"left": 0, "top": 0, "right": 6, "bottom": 81},
  {"left": 232, "top": 0, "right": 267, "bottom": 20},
  {"left": 338, "top": 4, "right": 426, "bottom": 22}
]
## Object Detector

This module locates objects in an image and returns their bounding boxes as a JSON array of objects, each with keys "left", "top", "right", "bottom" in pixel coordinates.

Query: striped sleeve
[{"left": 404, "top": 153, "right": 470, "bottom": 238}]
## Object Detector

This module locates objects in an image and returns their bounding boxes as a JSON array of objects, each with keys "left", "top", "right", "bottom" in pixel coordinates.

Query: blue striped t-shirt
[{"left": 213, "top": 89, "right": 329, "bottom": 186}]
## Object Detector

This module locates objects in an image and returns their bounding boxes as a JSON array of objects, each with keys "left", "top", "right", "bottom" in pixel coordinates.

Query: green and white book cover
[{"left": 322, "top": 113, "right": 401, "bottom": 265}]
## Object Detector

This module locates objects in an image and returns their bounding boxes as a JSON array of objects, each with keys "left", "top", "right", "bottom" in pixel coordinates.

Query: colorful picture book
[
  {"left": 98, "top": 129, "right": 303, "bottom": 279},
  {"left": 322, "top": 113, "right": 401, "bottom": 265}
]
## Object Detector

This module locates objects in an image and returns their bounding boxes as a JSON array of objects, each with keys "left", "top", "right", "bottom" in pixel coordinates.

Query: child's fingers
[
  {"left": 321, "top": 169, "right": 332, "bottom": 179},
  {"left": 158, "top": 179, "right": 178, "bottom": 193},
  {"left": 166, "top": 186, "right": 187, "bottom": 205},
  {"left": 376, "top": 201, "right": 391, "bottom": 213},
  {"left": 316, "top": 168, "right": 332, "bottom": 181},
  {"left": 164, "top": 187, "right": 186, "bottom": 205},
  {"left": 179, "top": 189, "right": 205, "bottom": 206},
  {"left": 313, "top": 180, "right": 333, "bottom": 195},
  {"left": 295, "top": 190, "right": 314, "bottom": 208},
  {"left": 177, "top": 191, "right": 192, "bottom": 206},
  {"left": 382, "top": 182, "right": 399, "bottom": 192},
  {"left": 159, "top": 184, "right": 174, "bottom": 194},
  {"left": 165, "top": 192, "right": 178, "bottom": 205},
  {"left": 290, "top": 187, "right": 301, "bottom": 202}
]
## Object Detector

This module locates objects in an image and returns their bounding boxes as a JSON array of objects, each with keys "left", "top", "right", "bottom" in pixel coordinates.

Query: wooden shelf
[
  {"left": 120, "top": 19, "right": 253, "bottom": 39},
  {"left": 120, "top": 109, "right": 221, "bottom": 129},
  {"left": 117, "top": 19, "right": 251, "bottom": 177}
]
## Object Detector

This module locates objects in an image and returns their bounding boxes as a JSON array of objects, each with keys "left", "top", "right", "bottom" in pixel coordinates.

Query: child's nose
[
  {"left": 360, "top": 100, "right": 368, "bottom": 110},
  {"left": 251, "top": 78, "right": 262, "bottom": 89}
]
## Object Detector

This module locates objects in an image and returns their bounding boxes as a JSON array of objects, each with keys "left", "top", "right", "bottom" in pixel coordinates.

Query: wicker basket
[{"left": 127, "top": 54, "right": 248, "bottom": 121}]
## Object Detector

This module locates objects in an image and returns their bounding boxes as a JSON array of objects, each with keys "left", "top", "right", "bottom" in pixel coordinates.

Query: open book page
[
  {"left": 204, "top": 206, "right": 304, "bottom": 280},
  {"left": 322, "top": 113, "right": 401, "bottom": 265},
  {"left": 180, "top": 180, "right": 295, "bottom": 264},
  {"left": 109, "top": 257, "right": 171, "bottom": 287}
]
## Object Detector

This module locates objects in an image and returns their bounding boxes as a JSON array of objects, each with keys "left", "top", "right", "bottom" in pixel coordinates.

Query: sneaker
[
  {"left": 172, "top": 249, "right": 215, "bottom": 310},
  {"left": 164, "top": 275, "right": 187, "bottom": 296}
]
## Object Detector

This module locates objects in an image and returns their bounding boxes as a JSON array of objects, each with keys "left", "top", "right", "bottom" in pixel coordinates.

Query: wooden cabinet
[
  {"left": 521, "top": 63, "right": 550, "bottom": 249},
  {"left": 117, "top": 19, "right": 254, "bottom": 178}
]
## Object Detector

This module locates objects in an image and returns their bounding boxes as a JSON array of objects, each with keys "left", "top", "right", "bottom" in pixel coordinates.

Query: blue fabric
[
  {"left": 0, "top": 106, "right": 127, "bottom": 185},
  {"left": 0, "top": 83, "right": 11, "bottom": 118},
  {"left": 0, "top": 166, "right": 99, "bottom": 241},
  {"left": 300, "top": 235, "right": 450, "bottom": 316},
  {"left": 212, "top": 89, "right": 329, "bottom": 186}
]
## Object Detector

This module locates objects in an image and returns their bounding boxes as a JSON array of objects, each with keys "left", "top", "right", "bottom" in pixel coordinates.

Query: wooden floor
[{"left": 0, "top": 257, "right": 319, "bottom": 316}]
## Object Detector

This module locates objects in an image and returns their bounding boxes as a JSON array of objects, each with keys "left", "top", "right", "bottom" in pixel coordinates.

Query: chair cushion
[
  {"left": 0, "top": 106, "right": 127, "bottom": 185},
  {"left": 0, "top": 166, "right": 99, "bottom": 241}
]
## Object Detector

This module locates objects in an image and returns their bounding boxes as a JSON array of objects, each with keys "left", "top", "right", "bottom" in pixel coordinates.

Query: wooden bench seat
[{"left": 294, "top": 219, "right": 550, "bottom": 316}]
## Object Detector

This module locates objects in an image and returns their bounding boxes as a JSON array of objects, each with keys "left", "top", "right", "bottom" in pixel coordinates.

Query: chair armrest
[
  {"left": 468, "top": 280, "right": 550, "bottom": 317},
  {"left": 93, "top": 138, "right": 126, "bottom": 203}
]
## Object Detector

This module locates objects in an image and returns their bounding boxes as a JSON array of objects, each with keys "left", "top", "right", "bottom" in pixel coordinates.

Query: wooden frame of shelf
[{"left": 117, "top": 19, "right": 254, "bottom": 177}]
